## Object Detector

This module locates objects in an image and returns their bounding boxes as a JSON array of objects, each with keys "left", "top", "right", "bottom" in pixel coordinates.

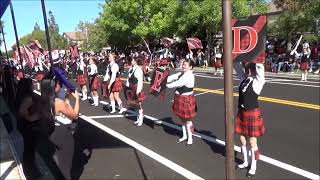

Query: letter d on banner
[
  {"left": 233, "top": 26, "right": 257, "bottom": 54},
  {"left": 232, "top": 15, "right": 267, "bottom": 63}
]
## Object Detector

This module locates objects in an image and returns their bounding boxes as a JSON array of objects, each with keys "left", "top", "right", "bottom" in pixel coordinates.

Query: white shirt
[
  {"left": 88, "top": 64, "right": 98, "bottom": 76},
  {"left": 126, "top": 65, "right": 144, "bottom": 94},
  {"left": 103, "top": 62, "right": 119, "bottom": 85},
  {"left": 166, "top": 70, "right": 194, "bottom": 95},
  {"left": 234, "top": 62, "right": 265, "bottom": 95},
  {"left": 77, "top": 59, "right": 86, "bottom": 71}
]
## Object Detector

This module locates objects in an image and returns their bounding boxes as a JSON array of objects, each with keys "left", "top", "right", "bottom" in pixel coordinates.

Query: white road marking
[
  {"left": 87, "top": 114, "right": 137, "bottom": 119},
  {"left": 33, "top": 83, "right": 319, "bottom": 179},
  {"left": 79, "top": 115, "right": 204, "bottom": 180},
  {"left": 96, "top": 98, "right": 319, "bottom": 180},
  {"left": 195, "top": 74, "right": 320, "bottom": 88},
  {"left": 194, "top": 91, "right": 210, "bottom": 96},
  {"left": 34, "top": 90, "right": 203, "bottom": 179}
]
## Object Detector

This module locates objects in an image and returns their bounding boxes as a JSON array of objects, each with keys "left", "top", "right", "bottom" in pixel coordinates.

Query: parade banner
[
  {"left": 232, "top": 15, "right": 266, "bottom": 63},
  {"left": 187, "top": 37, "right": 203, "bottom": 49},
  {"left": 149, "top": 67, "right": 169, "bottom": 100}
]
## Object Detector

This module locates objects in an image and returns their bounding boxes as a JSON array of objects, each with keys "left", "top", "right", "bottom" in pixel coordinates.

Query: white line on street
[
  {"left": 87, "top": 114, "right": 137, "bottom": 119},
  {"left": 96, "top": 99, "right": 319, "bottom": 180},
  {"left": 34, "top": 90, "right": 203, "bottom": 179},
  {"left": 195, "top": 74, "right": 320, "bottom": 88},
  {"left": 79, "top": 115, "right": 204, "bottom": 180},
  {"left": 194, "top": 91, "right": 210, "bottom": 96}
]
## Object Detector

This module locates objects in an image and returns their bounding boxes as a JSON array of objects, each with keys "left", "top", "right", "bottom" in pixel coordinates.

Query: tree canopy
[
  {"left": 82, "top": 0, "right": 269, "bottom": 52},
  {"left": 270, "top": 0, "right": 320, "bottom": 41}
]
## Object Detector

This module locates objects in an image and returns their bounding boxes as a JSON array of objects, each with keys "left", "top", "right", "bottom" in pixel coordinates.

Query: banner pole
[
  {"left": 10, "top": 1, "right": 24, "bottom": 77},
  {"left": 40, "top": 0, "right": 53, "bottom": 73}
]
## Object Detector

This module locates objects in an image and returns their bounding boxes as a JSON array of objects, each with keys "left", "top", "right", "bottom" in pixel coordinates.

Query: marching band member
[
  {"left": 88, "top": 57, "right": 100, "bottom": 106},
  {"left": 103, "top": 53, "right": 125, "bottom": 113},
  {"left": 166, "top": 59, "right": 197, "bottom": 145},
  {"left": 300, "top": 48, "right": 310, "bottom": 81},
  {"left": 77, "top": 56, "right": 88, "bottom": 100},
  {"left": 234, "top": 61, "right": 266, "bottom": 178},
  {"left": 125, "top": 57, "right": 145, "bottom": 126}
]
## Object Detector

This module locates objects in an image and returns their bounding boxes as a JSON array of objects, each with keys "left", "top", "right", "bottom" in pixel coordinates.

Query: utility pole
[{"left": 222, "top": 0, "right": 236, "bottom": 179}]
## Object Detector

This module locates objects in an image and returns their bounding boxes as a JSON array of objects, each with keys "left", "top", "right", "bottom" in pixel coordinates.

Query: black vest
[
  {"left": 176, "top": 73, "right": 193, "bottom": 94},
  {"left": 108, "top": 63, "right": 119, "bottom": 78},
  {"left": 238, "top": 77, "right": 259, "bottom": 109},
  {"left": 128, "top": 68, "right": 138, "bottom": 85}
]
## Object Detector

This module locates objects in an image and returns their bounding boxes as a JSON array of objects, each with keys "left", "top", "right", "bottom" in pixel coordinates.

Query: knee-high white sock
[
  {"left": 186, "top": 121, "right": 193, "bottom": 144},
  {"left": 137, "top": 109, "right": 144, "bottom": 126},
  {"left": 82, "top": 90, "right": 87, "bottom": 100},
  {"left": 248, "top": 147, "right": 259, "bottom": 175},
  {"left": 111, "top": 101, "right": 116, "bottom": 112},
  {"left": 304, "top": 73, "right": 308, "bottom": 81},
  {"left": 118, "top": 101, "right": 123, "bottom": 109},
  {"left": 301, "top": 73, "right": 305, "bottom": 80},
  {"left": 95, "top": 96, "right": 99, "bottom": 106},
  {"left": 238, "top": 146, "right": 248, "bottom": 168},
  {"left": 179, "top": 125, "right": 187, "bottom": 142}
]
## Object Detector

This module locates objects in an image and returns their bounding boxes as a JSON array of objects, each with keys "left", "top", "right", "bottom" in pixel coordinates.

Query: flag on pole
[
  {"left": 0, "top": 0, "right": 10, "bottom": 18},
  {"left": 232, "top": 15, "right": 267, "bottom": 63},
  {"left": 161, "top": 37, "right": 174, "bottom": 48},
  {"left": 24, "top": 45, "right": 35, "bottom": 68},
  {"left": 71, "top": 45, "right": 79, "bottom": 61},
  {"left": 186, "top": 37, "right": 203, "bottom": 49},
  {"left": 27, "top": 40, "right": 45, "bottom": 59}
]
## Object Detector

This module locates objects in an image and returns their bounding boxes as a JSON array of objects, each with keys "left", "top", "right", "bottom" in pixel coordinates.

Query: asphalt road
[{"left": 48, "top": 70, "right": 319, "bottom": 180}]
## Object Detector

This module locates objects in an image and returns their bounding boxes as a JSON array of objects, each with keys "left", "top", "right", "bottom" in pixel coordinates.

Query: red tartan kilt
[
  {"left": 110, "top": 78, "right": 123, "bottom": 92},
  {"left": 215, "top": 59, "right": 222, "bottom": 67},
  {"left": 77, "top": 74, "right": 86, "bottom": 86},
  {"left": 35, "top": 72, "right": 44, "bottom": 81},
  {"left": 90, "top": 76, "right": 101, "bottom": 91},
  {"left": 300, "top": 63, "right": 309, "bottom": 71},
  {"left": 172, "top": 94, "right": 197, "bottom": 119},
  {"left": 235, "top": 108, "right": 265, "bottom": 137},
  {"left": 130, "top": 84, "right": 145, "bottom": 102}
]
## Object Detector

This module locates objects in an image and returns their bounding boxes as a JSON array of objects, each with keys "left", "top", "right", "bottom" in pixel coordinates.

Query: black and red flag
[
  {"left": 232, "top": 15, "right": 267, "bottom": 63},
  {"left": 186, "top": 37, "right": 203, "bottom": 49},
  {"left": 149, "top": 67, "right": 170, "bottom": 100}
]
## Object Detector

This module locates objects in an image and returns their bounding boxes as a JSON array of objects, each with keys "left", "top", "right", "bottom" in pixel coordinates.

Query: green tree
[
  {"left": 271, "top": 0, "right": 320, "bottom": 41},
  {"left": 47, "top": 10, "right": 67, "bottom": 49}
]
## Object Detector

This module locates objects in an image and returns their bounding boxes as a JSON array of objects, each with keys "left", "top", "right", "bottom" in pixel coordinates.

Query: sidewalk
[
  {"left": 0, "top": 96, "right": 25, "bottom": 180},
  {"left": 191, "top": 67, "right": 320, "bottom": 80}
]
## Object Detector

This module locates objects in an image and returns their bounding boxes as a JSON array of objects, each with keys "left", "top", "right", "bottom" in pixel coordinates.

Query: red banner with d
[{"left": 232, "top": 15, "right": 267, "bottom": 63}]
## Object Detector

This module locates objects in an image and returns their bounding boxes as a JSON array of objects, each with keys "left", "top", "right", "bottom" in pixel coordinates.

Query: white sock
[
  {"left": 186, "top": 121, "right": 193, "bottom": 144},
  {"left": 95, "top": 96, "right": 99, "bottom": 106},
  {"left": 301, "top": 73, "right": 305, "bottom": 80},
  {"left": 249, "top": 147, "right": 259, "bottom": 174},
  {"left": 304, "top": 73, "right": 307, "bottom": 81},
  {"left": 82, "top": 90, "right": 87, "bottom": 100},
  {"left": 179, "top": 125, "right": 187, "bottom": 142},
  {"left": 118, "top": 102, "right": 123, "bottom": 109},
  {"left": 137, "top": 109, "right": 144, "bottom": 126},
  {"left": 111, "top": 101, "right": 116, "bottom": 112},
  {"left": 238, "top": 146, "right": 248, "bottom": 168}
]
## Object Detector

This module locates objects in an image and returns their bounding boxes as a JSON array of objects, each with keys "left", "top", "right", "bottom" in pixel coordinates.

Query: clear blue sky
[{"left": 1, "top": 0, "right": 105, "bottom": 51}]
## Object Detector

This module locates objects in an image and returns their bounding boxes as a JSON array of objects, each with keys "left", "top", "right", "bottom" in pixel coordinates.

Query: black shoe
[{"left": 246, "top": 171, "right": 255, "bottom": 178}]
